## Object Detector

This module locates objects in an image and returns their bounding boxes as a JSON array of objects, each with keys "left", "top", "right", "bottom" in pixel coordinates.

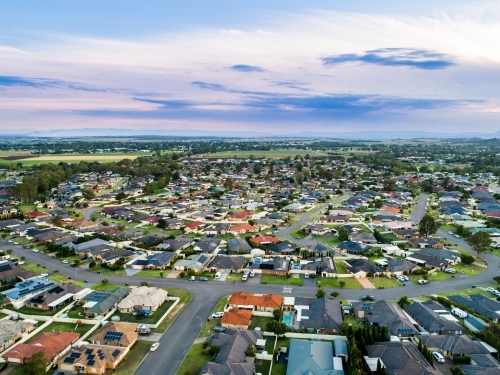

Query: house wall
[{"left": 221, "top": 322, "right": 249, "bottom": 330}]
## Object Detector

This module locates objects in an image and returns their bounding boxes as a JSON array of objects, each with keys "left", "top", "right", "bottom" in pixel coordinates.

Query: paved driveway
[{"left": 357, "top": 278, "right": 376, "bottom": 289}]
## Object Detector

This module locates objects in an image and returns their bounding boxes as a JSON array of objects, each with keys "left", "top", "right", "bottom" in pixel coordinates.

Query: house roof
[
  {"left": 286, "top": 339, "right": 343, "bottom": 375},
  {"left": 221, "top": 309, "right": 252, "bottom": 326},
  {"left": 249, "top": 236, "right": 279, "bottom": 245},
  {"left": 208, "top": 255, "right": 246, "bottom": 270},
  {"left": 117, "top": 286, "right": 168, "bottom": 311},
  {"left": 89, "top": 321, "right": 139, "bottom": 347},
  {"left": 4, "top": 332, "right": 79, "bottom": 361},
  {"left": 405, "top": 302, "right": 463, "bottom": 333},
  {"left": 58, "top": 344, "right": 126, "bottom": 370},
  {"left": 228, "top": 291, "right": 283, "bottom": 309},
  {"left": 422, "top": 335, "right": 490, "bottom": 356}
]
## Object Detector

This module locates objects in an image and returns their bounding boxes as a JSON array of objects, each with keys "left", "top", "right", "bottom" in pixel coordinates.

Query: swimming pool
[
  {"left": 282, "top": 315, "right": 293, "bottom": 325},
  {"left": 253, "top": 257, "right": 262, "bottom": 264}
]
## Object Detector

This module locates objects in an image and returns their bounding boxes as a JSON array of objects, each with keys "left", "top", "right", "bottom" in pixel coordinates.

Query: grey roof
[
  {"left": 292, "top": 297, "right": 343, "bottom": 331},
  {"left": 227, "top": 238, "right": 252, "bottom": 252},
  {"left": 338, "top": 241, "right": 372, "bottom": 253},
  {"left": 419, "top": 248, "right": 460, "bottom": 261},
  {"left": 301, "top": 258, "right": 336, "bottom": 274},
  {"left": 83, "top": 287, "right": 129, "bottom": 314},
  {"left": 405, "top": 302, "right": 463, "bottom": 333},
  {"left": 352, "top": 300, "right": 418, "bottom": 336},
  {"left": 365, "top": 341, "right": 439, "bottom": 375},
  {"left": 447, "top": 294, "right": 500, "bottom": 321},
  {"left": 208, "top": 255, "right": 246, "bottom": 270},
  {"left": 421, "top": 335, "right": 490, "bottom": 356},
  {"left": 349, "top": 232, "right": 377, "bottom": 243},
  {"left": 287, "top": 339, "right": 343, "bottom": 375},
  {"left": 195, "top": 240, "right": 222, "bottom": 253},
  {"left": 267, "top": 241, "right": 296, "bottom": 254},
  {"left": 200, "top": 329, "right": 262, "bottom": 375},
  {"left": 345, "top": 259, "right": 384, "bottom": 274},
  {"left": 385, "top": 258, "right": 416, "bottom": 273}
]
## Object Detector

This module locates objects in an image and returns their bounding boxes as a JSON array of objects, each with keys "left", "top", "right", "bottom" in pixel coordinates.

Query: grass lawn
[
  {"left": 67, "top": 305, "right": 85, "bottom": 319},
  {"left": 409, "top": 271, "right": 452, "bottom": 283},
  {"left": 113, "top": 340, "right": 154, "bottom": 375},
  {"left": 440, "top": 224, "right": 456, "bottom": 232},
  {"left": 48, "top": 273, "right": 86, "bottom": 286},
  {"left": 289, "top": 229, "right": 306, "bottom": 239},
  {"left": 91, "top": 283, "right": 125, "bottom": 291},
  {"left": 17, "top": 204, "right": 36, "bottom": 213},
  {"left": 370, "top": 277, "right": 405, "bottom": 288},
  {"left": 176, "top": 343, "right": 212, "bottom": 375},
  {"left": 133, "top": 269, "right": 172, "bottom": 278},
  {"left": 272, "top": 363, "right": 288, "bottom": 375},
  {"left": 152, "top": 288, "right": 192, "bottom": 333},
  {"left": 11, "top": 303, "right": 69, "bottom": 317},
  {"left": 342, "top": 315, "right": 368, "bottom": 330},
  {"left": 198, "top": 295, "right": 229, "bottom": 338},
  {"left": 255, "top": 360, "right": 272, "bottom": 375},
  {"left": 118, "top": 300, "right": 175, "bottom": 324},
  {"left": 21, "top": 264, "right": 48, "bottom": 274},
  {"left": 249, "top": 316, "right": 274, "bottom": 330},
  {"left": 27, "top": 322, "right": 94, "bottom": 342},
  {"left": 334, "top": 260, "right": 349, "bottom": 274},
  {"left": 454, "top": 263, "right": 486, "bottom": 276},
  {"left": 440, "top": 287, "right": 491, "bottom": 298},
  {"left": 89, "top": 265, "right": 126, "bottom": 276},
  {"left": 317, "top": 277, "right": 363, "bottom": 289},
  {"left": 261, "top": 274, "right": 302, "bottom": 286}
]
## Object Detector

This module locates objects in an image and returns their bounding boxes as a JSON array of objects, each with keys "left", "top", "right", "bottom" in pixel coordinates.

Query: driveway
[
  {"left": 434, "top": 357, "right": 453, "bottom": 375},
  {"left": 357, "top": 278, "right": 376, "bottom": 289}
]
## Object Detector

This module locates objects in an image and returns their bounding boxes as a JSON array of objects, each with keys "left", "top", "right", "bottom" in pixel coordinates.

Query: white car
[
  {"left": 214, "top": 272, "right": 221, "bottom": 279},
  {"left": 433, "top": 352, "right": 445, "bottom": 363},
  {"left": 32, "top": 249, "right": 39, "bottom": 252},
  {"left": 150, "top": 342, "right": 160, "bottom": 352},
  {"left": 13, "top": 242, "right": 19, "bottom": 245},
  {"left": 448, "top": 231, "right": 453, "bottom": 235},
  {"left": 39, "top": 273, "right": 48, "bottom": 278},
  {"left": 62, "top": 260, "right": 69, "bottom": 264},
  {"left": 486, "top": 287, "right": 496, "bottom": 294},
  {"left": 418, "top": 279, "right": 429, "bottom": 284},
  {"left": 249, "top": 271, "right": 255, "bottom": 278},
  {"left": 242, "top": 274, "right": 248, "bottom": 281},
  {"left": 212, "top": 312, "right": 224, "bottom": 318},
  {"left": 403, "top": 276, "right": 409, "bottom": 281}
]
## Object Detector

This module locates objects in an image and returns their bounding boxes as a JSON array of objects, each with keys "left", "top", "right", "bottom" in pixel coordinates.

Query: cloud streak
[
  {"left": 230, "top": 64, "right": 265, "bottom": 72},
  {"left": 322, "top": 48, "right": 456, "bottom": 70}
]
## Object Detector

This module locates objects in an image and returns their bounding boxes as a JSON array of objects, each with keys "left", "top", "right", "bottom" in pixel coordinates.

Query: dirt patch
[{"left": 0, "top": 155, "right": 39, "bottom": 161}]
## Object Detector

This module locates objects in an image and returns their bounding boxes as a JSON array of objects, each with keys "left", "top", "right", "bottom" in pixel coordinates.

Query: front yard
[
  {"left": 261, "top": 274, "right": 302, "bottom": 286},
  {"left": 118, "top": 300, "right": 176, "bottom": 324},
  {"left": 369, "top": 276, "right": 405, "bottom": 288},
  {"left": 113, "top": 340, "right": 155, "bottom": 375},
  {"left": 133, "top": 269, "right": 172, "bottom": 278},
  {"left": 176, "top": 343, "right": 212, "bottom": 375},
  {"left": 316, "top": 277, "right": 363, "bottom": 289}
]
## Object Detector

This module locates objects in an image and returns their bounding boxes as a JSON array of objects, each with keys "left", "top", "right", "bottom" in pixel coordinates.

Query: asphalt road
[{"left": 410, "top": 192, "right": 429, "bottom": 224}]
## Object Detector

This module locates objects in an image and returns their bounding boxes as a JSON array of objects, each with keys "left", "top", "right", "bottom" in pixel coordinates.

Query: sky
[{"left": 1, "top": 0, "right": 500, "bottom": 135}]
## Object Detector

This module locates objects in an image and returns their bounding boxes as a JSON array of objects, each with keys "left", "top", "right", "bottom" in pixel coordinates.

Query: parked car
[
  {"left": 486, "top": 287, "right": 496, "bottom": 294},
  {"left": 189, "top": 276, "right": 196, "bottom": 281},
  {"left": 200, "top": 276, "right": 208, "bottom": 281},
  {"left": 0, "top": 363, "right": 8, "bottom": 372},
  {"left": 249, "top": 271, "right": 255, "bottom": 278},
  {"left": 304, "top": 273, "right": 309, "bottom": 279},
  {"left": 433, "top": 352, "right": 445, "bottom": 363},
  {"left": 242, "top": 274, "right": 248, "bottom": 281},
  {"left": 212, "top": 312, "right": 224, "bottom": 318},
  {"left": 150, "top": 343, "right": 160, "bottom": 352},
  {"left": 361, "top": 295, "right": 375, "bottom": 301},
  {"left": 39, "top": 273, "right": 48, "bottom": 278},
  {"left": 310, "top": 273, "right": 316, "bottom": 278},
  {"left": 418, "top": 279, "right": 429, "bottom": 284},
  {"left": 62, "top": 260, "right": 69, "bottom": 264},
  {"left": 214, "top": 272, "right": 221, "bottom": 279},
  {"left": 32, "top": 249, "right": 39, "bottom": 252},
  {"left": 214, "top": 326, "right": 226, "bottom": 332},
  {"left": 70, "top": 263, "right": 78, "bottom": 267}
]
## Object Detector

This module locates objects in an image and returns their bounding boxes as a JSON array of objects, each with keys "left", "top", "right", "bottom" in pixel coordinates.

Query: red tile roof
[{"left": 3, "top": 332, "right": 79, "bottom": 361}]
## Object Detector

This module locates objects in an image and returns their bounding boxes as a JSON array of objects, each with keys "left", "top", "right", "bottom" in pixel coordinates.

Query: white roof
[
  {"left": 283, "top": 297, "right": 295, "bottom": 306},
  {"left": 83, "top": 301, "right": 97, "bottom": 308}
]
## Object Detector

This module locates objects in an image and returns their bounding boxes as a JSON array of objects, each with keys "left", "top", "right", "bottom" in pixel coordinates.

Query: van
[
  {"left": 451, "top": 308, "right": 468, "bottom": 318},
  {"left": 432, "top": 352, "right": 445, "bottom": 363},
  {"left": 214, "top": 272, "right": 221, "bottom": 279}
]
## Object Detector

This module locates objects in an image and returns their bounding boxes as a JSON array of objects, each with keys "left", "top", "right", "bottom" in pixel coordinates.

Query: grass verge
[
  {"left": 113, "top": 340, "right": 154, "bottom": 375},
  {"left": 176, "top": 343, "right": 212, "bottom": 375}
]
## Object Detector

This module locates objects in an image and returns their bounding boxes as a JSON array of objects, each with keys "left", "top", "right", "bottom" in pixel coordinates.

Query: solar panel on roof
[
  {"left": 112, "top": 350, "right": 120, "bottom": 357},
  {"left": 70, "top": 353, "right": 81, "bottom": 358},
  {"left": 64, "top": 357, "right": 75, "bottom": 364},
  {"left": 85, "top": 349, "right": 93, "bottom": 355},
  {"left": 0, "top": 264, "right": 12, "bottom": 272},
  {"left": 87, "top": 360, "right": 95, "bottom": 366}
]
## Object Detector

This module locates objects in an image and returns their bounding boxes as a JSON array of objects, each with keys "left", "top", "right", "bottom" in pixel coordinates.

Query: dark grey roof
[
  {"left": 405, "top": 302, "right": 463, "bottom": 333},
  {"left": 227, "top": 238, "right": 252, "bottom": 252},
  {"left": 422, "top": 335, "right": 490, "bottom": 356},
  {"left": 267, "top": 241, "right": 296, "bottom": 253},
  {"left": 292, "top": 297, "right": 343, "bottom": 331},
  {"left": 301, "top": 258, "right": 336, "bottom": 274},
  {"left": 345, "top": 258, "right": 384, "bottom": 274},
  {"left": 447, "top": 294, "right": 500, "bottom": 321},
  {"left": 338, "top": 241, "right": 372, "bottom": 253},
  {"left": 208, "top": 255, "right": 246, "bottom": 270},
  {"left": 385, "top": 258, "right": 417, "bottom": 272}
]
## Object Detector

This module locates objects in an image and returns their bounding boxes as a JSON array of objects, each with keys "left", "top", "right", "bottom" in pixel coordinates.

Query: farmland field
[
  {"left": 0, "top": 152, "right": 150, "bottom": 165},
  {"left": 202, "top": 149, "right": 327, "bottom": 158}
]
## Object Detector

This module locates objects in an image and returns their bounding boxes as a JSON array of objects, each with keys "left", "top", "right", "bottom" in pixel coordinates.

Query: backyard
[{"left": 118, "top": 300, "right": 175, "bottom": 324}]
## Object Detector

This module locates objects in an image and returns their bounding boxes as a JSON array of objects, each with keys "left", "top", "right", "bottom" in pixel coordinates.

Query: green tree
[
  {"left": 52, "top": 215, "right": 63, "bottom": 227},
  {"left": 315, "top": 289, "right": 326, "bottom": 299},
  {"left": 101, "top": 278, "right": 109, "bottom": 285},
  {"left": 265, "top": 320, "right": 287, "bottom": 335},
  {"left": 339, "top": 280, "right": 346, "bottom": 288},
  {"left": 450, "top": 367, "right": 466, "bottom": 375},
  {"left": 143, "top": 183, "right": 155, "bottom": 195},
  {"left": 338, "top": 226, "right": 349, "bottom": 241},
  {"left": 397, "top": 296, "right": 412, "bottom": 308},
  {"left": 460, "top": 253, "right": 474, "bottom": 265},
  {"left": 82, "top": 188, "right": 96, "bottom": 200},
  {"left": 419, "top": 214, "right": 437, "bottom": 237},
  {"left": 23, "top": 352, "right": 48, "bottom": 375},
  {"left": 468, "top": 231, "right": 491, "bottom": 257},
  {"left": 272, "top": 308, "right": 283, "bottom": 321},
  {"left": 383, "top": 178, "right": 396, "bottom": 191}
]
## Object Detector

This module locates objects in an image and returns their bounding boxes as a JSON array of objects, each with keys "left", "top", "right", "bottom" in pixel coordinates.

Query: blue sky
[{"left": 1, "top": 0, "right": 499, "bottom": 134}]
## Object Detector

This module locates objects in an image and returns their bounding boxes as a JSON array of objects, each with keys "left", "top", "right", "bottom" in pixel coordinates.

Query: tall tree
[
  {"left": 468, "top": 231, "right": 491, "bottom": 257},
  {"left": 419, "top": 214, "right": 437, "bottom": 237},
  {"left": 397, "top": 296, "right": 412, "bottom": 308},
  {"left": 23, "top": 352, "right": 48, "bottom": 375}
]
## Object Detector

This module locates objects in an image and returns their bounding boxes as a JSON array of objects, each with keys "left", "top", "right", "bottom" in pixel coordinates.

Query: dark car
[
  {"left": 0, "top": 363, "right": 8, "bottom": 372},
  {"left": 309, "top": 274, "right": 316, "bottom": 279},
  {"left": 70, "top": 263, "right": 78, "bottom": 268},
  {"left": 200, "top": 276, "right": 208, "bottom": 281},
  {"left": 361, "top": 295, "right": 375, "bottom": 301}
]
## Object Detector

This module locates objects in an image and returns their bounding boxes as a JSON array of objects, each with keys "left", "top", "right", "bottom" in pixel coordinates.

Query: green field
[
  {"left": 205, "top": 149, "right": 327, "bottom": 159},
  {"left": 0, "top": 152, "right": 151, "bottom": 166}
]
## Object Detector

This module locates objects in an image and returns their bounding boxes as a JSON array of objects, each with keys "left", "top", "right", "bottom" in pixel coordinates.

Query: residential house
[
  {"left": 156, "top": 238, "right": 193, "bottom": 251},
  {"left": 405, "top": 253, "right": 452, "bottom": 271},
  {"left": 249, "top": 235, "right": 279, "bottom": 246},
  {"left": 383, "top": 259, "right": 418, "bottom": 275},
  {"left": 229, "top": 223, "right": 259, "bottom": 235},
  {"left": 3, "top": 332, "right": 79, "bottom": 364},
  {"left": 205, "top": 223, "right": 230, "bottom": 235},
  {"left": 349, "top": 232, "right": 377, "bottom": 244},
  {"left": 193, "top": 240, "right": 224, "bottom": 253},
  {"left": 337, "top": 241, "right": 372, "bottom": 254},
  {"left": 80, "top": 288, "right": 130, "bottom": 318},
  {"left": 98, "top": 249, "right": 135, "bottom": 266},
  {"left": 319, "top": 215, "right": 350, "bottom": 224},
  {"left": 25, "top": 283, "right": 85, "bottom": 311},
  {"left": 220, "top": 309, "right": 252, "bottom": 330},
  {"left": 303, "top": 224, "right": 331, "bottom": 236},
  {"left": 129, "top": 252, "right": 177, "bottom": 270},
  {"left": 351, "top": 300, "right": 418, "bottom": 337},
  {"left": 447, "top": 294, "right": 500, "bottom": 323},
  {"left": 301, "top": 258, "right": 337, "bottom": 278},
  {"left": 228, "top": 292, "right": 283, "bottom": 312},
  {"left": 117, "top": 286, "right": 169, "bottom": 314},
  {"left": 266, "top": 241, "right": 296, "bottom": 255},
  {"left": 408, "top": 238, "right": 444, "bottom": 249},
  {"left": 227, "top": 238, "right": 253, "bottom": 253},
  {"left": 364, "top": 341, "right": 439, "bottom": 375},
  {"left": 404, "top": 302, "right": 463, "bottom": 334},
  {"left": 282, "top": 297, "right": 343, "bottom": 334},
  {"left": 250, "top": 258, "right": 290, "bottom": 275},
  {"left": 2, "top": 277, "right": 59, "bottom": 306},
  {"left": 0, "top": 261, "right": 35, "bottom": 285},
  {"left": 199, "top": 329, "right": 263, "bottom": 375},
  {"left": 344, "top": 259, "right": 384, "bottom": 278},
  {"left": 207, "top": 256, "right": 246, "bottom": 273},
  {"left": 173, "top": 254, "right": 211, "bottom": 271},
  {"left": 184, "top": 221, "right": 205, "bottom": 233},
  {"left": 89, "top": 322, "right": 139, "bottom": 347},
  {"left": 422, "top": 334, "right": 490, "bottom": 357},
  {"left": 392, "top": 229, "right": 420, "bottom": 239},
  {"left": 286, "top": 339, "right": 345, "bottom": 375},
  {"left": 0, "top": 320, "right": 35, "bottom": 353},
  {"left": 58, "top": 344, "right": 128, "bottom": 374}
]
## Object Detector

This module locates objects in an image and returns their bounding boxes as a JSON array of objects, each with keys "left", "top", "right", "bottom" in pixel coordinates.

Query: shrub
[
  {"left": 493, "top": 276, "right": 500, "bottom": 284},
  {"left": 179, "top": 272, "right": 186, "bottom": 278},
  {"left": 330, "top": 292, "right": 340, "bottom": 298},
  {"left": 452, "top": 355, "right": 471, "bottom": 364}
]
